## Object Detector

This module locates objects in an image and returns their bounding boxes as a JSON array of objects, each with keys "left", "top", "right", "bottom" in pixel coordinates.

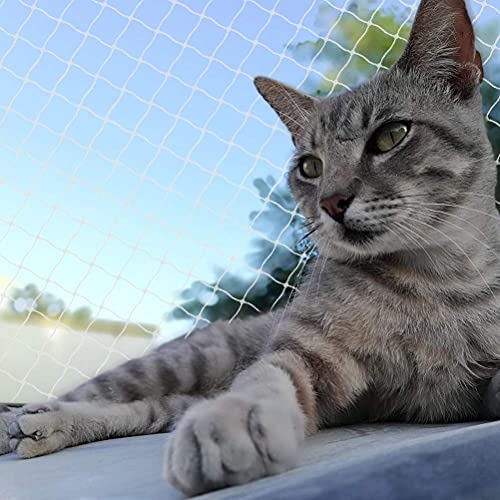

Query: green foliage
[
  {"left": 291, "top": 1, "right": 411, "bottom": 94},
  {"left": 169, "top": 176, "right": 312, "bottom": 325}
]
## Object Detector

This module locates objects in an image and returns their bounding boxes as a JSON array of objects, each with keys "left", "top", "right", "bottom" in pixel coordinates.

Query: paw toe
[
  {"left": 22, "top": 403, "right": 57, "bottom": 415},
  {"left": 16, "top": 415, "right": 47, "bottom": 439},
  {"left": 7, "top": 411, "right": 67, "bottom": 458},
  {"left": 166, "top": 423, "right": 207, "bottom": 496},
  {"left": 8, "top": 420, "right": 22, "bottom": 439},
  {"left": 0, "top": 411, "right": 18, "bottom": 455},
  {"left": 0, "top": 441, "right": 11, "bottom": 455}
]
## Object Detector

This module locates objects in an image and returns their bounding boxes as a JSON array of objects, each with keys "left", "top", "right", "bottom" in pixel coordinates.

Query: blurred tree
[
  {"left": 2, "top": 285, "right": 156, "bottom": 334},
  {"left": 9, "top": 283, "right": 64, "bottom": 319},
  {"left": 171, "top": 0, "right": 499, "bottom": 326},
  {"left": 169, "top": 176, "right": 314, "bottom": 325},
  {"left": 71, "top": 306, "right": 93, "bottom": 327},
  {"left": 4, "top": 283, "right": 94, "bottom": 330}
]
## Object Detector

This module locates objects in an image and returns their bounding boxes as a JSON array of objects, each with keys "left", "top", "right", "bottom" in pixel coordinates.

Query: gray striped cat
[{"left": 2, "top": 0, "right": 500, "bottom": 495}]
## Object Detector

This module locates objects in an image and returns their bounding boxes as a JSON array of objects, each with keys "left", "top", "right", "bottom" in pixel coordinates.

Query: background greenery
[{"left": 1, "top": 283, "right": 156, "bottom": 335}]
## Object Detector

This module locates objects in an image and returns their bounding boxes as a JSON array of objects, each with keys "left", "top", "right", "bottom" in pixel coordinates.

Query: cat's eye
[
  {"left": 298, "top": 155, "right": 323, "bottom": 179},
  {"left": 371, "top": 122, "right": 409, "bottom": 153}
]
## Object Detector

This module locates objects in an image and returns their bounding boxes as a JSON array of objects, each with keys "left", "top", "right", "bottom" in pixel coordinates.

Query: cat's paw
[
  {"left": 0, "top": 406, "right": 19, "bottom": 455},
  {"left": 8, "top": 402, "right": 72, "bottom": 458},
  {"left": 164, "top": 394, "right": 302, "bottom": 495}
]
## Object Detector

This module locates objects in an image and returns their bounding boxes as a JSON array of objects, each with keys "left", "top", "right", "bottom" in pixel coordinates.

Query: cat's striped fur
[{"left": 2, "top": 0, "right": 500, "bottom": 495}]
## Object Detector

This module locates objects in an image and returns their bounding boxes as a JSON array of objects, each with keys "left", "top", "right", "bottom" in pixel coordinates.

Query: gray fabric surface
[{"left": 1, "top": 422, "right": 499, "bottom": 499}]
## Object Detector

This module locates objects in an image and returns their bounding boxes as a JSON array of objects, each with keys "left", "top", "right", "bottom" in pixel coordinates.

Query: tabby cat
[{"left": 2, "top": 0, "right": 500, "bottom": 495}]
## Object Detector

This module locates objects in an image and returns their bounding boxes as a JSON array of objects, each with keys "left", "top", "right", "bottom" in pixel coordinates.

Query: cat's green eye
[
  {"left": 372, "top": 122, "right": 409, "bottom": 153},
  {"left": 298, "top": 155, "right": 323, "bottom": 179}
]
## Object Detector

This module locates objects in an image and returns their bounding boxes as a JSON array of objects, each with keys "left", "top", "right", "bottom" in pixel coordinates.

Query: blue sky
[
  {"left": 0, "top": 0, "right": 497, "bottom": 337},
  {"left": 0, "top": 0, "right": 322, "bottom": 335}
]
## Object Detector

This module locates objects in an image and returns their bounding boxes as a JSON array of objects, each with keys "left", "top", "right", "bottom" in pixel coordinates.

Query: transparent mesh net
[{"left": 0, "top": 0, "right": 498, "bottom": 403}]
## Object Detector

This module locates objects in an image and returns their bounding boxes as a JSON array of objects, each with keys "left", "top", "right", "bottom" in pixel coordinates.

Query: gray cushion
[{"left": 1, "top": 422, "right": 499, "bottom": 499}]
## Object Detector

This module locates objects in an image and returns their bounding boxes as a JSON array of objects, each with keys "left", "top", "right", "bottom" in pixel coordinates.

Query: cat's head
[{"left": 255, "top": 0, "right": 495, "bottom": 260}]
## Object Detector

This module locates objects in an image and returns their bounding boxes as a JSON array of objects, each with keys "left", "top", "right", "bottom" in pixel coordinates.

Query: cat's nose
[{"left": 320, "top": 194, "right": 354, "bottom": 223}]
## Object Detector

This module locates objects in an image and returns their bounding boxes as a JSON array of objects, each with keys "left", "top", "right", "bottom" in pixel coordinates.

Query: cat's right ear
[
  {"left": 395, "top": 0, "right": 483, "bottom": 98},
  {"left": 254, "top": 77, "right": 317, "bottom": 145}
]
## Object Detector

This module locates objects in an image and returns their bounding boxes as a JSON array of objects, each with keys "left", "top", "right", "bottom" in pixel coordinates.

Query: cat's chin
[
  {"left": 323, "top": 227, "right": 388, "bottom": 258},
  {"left": 342, "top": 227, "right": 383, "bottom": 245}
]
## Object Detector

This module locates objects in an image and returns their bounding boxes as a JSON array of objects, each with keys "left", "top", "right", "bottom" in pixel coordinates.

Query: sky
[
  {"left": 0, "top": 0, "right": 497, "bottom": 339},
  {"left": 0, "top": 0, "right": 326, "bottom": 337}
]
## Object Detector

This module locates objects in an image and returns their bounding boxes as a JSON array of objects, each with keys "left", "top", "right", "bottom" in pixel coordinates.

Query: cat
[{"left": 1, "top": 0, "right": 500, "bottom": 495}]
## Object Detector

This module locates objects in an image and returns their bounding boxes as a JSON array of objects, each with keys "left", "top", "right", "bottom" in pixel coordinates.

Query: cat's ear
[
  {"left": 396, "top": 0, "right": 483, "bottom": 96},
  {"left": 254, "top": 77, "right": 317, "bottom": 145}
]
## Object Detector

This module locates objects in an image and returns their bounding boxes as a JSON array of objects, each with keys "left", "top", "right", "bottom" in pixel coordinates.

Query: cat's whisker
[
  {"left": 298, "top": 224, "right": 323, "bottom": 245},
  {"left": 302, "top": 240, "right": 325, "bottom": 302},
  {"left": 392, "top": 188, "right": 500, "bottom": 204},
  {"left": 385, "top": 223, "right": 420, "bottom": 258},
  {"left": 392, "top": 220, "right": 437, "bottom": 263},
  {"left": 396, "top": 218, "right": 467, "bottom": 275},
  {"left": 405, "top": 200, "right": 500, "bottom": 226},
  {"left": 399, "top": 217, "right": 458, "bottom": 262},
  {"left": 316, "top": 239, "right": 331, "bottom": 294},
  {"left": 399, "top": 215, "right": 488, "bottom": 281},
  {"left": 303, "top": 219, "right": 318, "bottom": 229},
  {"left": 398, "top": 203, "right": 478, "bottom": 250},
  {"left": 404, "top": 207, "right": 500, "bottom": 285},
  {"left": 398, "top": 208, "right": 492, "bottom": 270},
  {"left": 403, "top": 203, "right": 498, "bottom": 255},
  {"left": 407, "top": 216, "right": 496, "bottom": 300}
]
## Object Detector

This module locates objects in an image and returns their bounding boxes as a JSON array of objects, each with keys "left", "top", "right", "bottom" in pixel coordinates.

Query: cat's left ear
[
  {"left": 396, "top": 0, "right": 483, "bottom": 97},
  {"left": 254, "top": 77, "right": 317, "bottom": 145}
]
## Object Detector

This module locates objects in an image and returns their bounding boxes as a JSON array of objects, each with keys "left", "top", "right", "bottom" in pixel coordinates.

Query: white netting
[{"left": 0, "top": 0, "right": 498, "bottom": 403}]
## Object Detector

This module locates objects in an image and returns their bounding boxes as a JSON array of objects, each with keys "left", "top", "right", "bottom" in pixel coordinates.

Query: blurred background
[{"left": 0, "top": 0, "right": 498, "bottom": 402}]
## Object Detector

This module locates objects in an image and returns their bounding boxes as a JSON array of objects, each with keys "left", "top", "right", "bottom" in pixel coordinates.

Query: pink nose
[{"left": 320, "top": 194, "right": 354, "bottom": 223}]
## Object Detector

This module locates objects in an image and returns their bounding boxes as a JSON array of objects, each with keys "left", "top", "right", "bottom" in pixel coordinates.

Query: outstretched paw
[
  {"left": 0, "top": 405, "right": 20, "bottom": 455},
  {"left": 8, "top": 402, "right": 72, "bottom": 458},
  {"left": 164, "top": 395, "right": 303, "bottom": 495}
]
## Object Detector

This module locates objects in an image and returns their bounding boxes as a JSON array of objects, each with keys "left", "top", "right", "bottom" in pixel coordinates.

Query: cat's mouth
[{"left": 319, "top": 208, "right": 386, "bottom": 248}]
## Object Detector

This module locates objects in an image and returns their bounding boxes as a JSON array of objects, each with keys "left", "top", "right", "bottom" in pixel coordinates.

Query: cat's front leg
[
  {"left": 7, "top": 395, "right": 202, "bottom": 459},
  {"left": 165, "top": 336, "right": 368, "bottom": 495},
  {"left": 3, "top": 313, "right": 275, "bottom": 458},
  {"left": 165, "top": 362, "right": 304, "bottom": 496}
]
